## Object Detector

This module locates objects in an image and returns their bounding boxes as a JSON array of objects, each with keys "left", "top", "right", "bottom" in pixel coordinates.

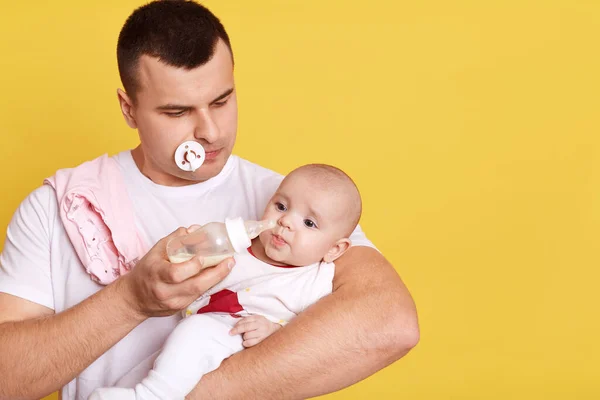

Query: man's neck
[{"left": 130, "top": 145, "right": 195, "bottom": 187}]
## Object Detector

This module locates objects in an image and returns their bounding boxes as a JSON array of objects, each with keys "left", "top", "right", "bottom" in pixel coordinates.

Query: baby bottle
[{"left": 166, "top": 217, "right": 276, "bottom": 267}]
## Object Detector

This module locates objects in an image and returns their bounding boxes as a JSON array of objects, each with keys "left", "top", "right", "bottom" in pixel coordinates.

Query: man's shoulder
[
  {"left": 21, "top": 184, "right": 58, "bottom": 216},
  {"left": 233, "top": 156, "right": 284, "bottom": 190},
  {"left": 235, "top": 156, "right": 283, "bottom": 180},
  {"left": 226, "top": 156, "right": 284, "bottom": 210},
  {"left": 4, "top": 184, "right": 59, "bottom": 249},
  {"left": 111, "top": 150, "right": 134, "bottom": 172}
]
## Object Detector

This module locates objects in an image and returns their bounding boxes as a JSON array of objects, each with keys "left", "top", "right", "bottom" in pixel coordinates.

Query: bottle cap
[{"left": 225, "top": 217, "right": 251, "bottom": 253}]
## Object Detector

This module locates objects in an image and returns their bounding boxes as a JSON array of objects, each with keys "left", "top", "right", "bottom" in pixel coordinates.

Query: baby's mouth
[{"left": 271, "top": 233, "right": 287, "bottom": 247}]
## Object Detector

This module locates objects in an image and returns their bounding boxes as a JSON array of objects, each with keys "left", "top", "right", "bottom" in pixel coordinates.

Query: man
[{"left": 0, "top": 1, "right": 419, "bottom": 399}]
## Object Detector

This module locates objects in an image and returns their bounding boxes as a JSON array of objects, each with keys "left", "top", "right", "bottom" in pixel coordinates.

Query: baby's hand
[{"left": 229, "top": 315, "right": 282, "bottom": 347}]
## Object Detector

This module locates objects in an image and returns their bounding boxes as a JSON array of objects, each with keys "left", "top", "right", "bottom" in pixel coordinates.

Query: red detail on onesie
[{"left": 197, "top": 289, "right": 244, "bottom": 315}]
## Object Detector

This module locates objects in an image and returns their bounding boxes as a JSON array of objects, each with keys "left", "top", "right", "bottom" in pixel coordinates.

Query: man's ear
[
  {"left": 323, "top": 238, "right": 351, "bottom": 263},
  {"left": 117, "top": 89, "right": 138, "bottom": 129}
]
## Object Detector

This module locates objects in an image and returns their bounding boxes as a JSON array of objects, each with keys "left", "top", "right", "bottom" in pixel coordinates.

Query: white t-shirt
[{"left": 0, "top": 151, "right": 374, "bottom": 400}]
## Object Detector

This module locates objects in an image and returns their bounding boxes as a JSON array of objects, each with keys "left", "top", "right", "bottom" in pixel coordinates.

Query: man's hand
[
  {"left": 0, "top": 225, "right": 236, "bottom": 399},
  {"left": 229, "top": 315, "right": 282, "bottom": 347},
  {"left": 118, "top": 227, "right": 235, "bottom": 318}
]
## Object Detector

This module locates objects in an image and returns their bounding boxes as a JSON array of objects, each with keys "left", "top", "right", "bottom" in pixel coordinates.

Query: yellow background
[{"left": 0, "top": 1, "right": 598, "bottom": 399}]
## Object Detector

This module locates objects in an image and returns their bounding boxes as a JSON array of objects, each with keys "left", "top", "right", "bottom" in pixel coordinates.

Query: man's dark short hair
[{"left": 117, "top": 0, "right": 233, "bottom": 102}]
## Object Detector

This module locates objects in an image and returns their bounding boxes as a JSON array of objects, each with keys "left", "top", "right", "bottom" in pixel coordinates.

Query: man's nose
[{"left": 193, "top": 108, "right": 220, "bottom": 144}]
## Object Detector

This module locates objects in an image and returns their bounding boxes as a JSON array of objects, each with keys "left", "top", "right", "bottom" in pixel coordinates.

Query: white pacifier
[{"left": 174, "top": 141, "right": 205, "bottom": 172}]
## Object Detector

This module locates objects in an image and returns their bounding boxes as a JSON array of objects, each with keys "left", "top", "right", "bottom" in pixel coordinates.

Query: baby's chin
[
  {"left": 265, "top": 246, "right": 322, "bottom": 267},
  {"left": 264, "top": 245, "right": 290, "bottom": 265}
]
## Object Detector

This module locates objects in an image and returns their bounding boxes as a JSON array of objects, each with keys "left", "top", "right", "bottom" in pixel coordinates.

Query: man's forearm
[
  {"left": 0, "top": 278, "right": 147, "bottom": 400},
  {"left": 189, "top": 247, "right": 419, "bottom": 399}
]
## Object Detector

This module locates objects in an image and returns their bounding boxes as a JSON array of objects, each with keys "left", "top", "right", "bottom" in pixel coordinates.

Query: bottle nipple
[
  {"left": 225, "top": 218, "right": 275, "bottom": 253},
  {"left": 244, "top": 219, "right": 276, "bottom": 239}
]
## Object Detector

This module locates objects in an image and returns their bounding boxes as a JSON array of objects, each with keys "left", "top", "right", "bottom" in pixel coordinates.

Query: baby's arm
[{"left": 229, "top": 315, "right": 282, "bottom": 347}]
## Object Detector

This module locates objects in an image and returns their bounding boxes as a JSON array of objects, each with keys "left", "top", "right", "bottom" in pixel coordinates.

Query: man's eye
[
  {"left": 165, "top": 111, "right": 186, "bottom": 117},
  {"left": 304, "top": 219, "right": 317, "bottom": 228},
  {"left": 213, "top": 99, "right": 228, "bottom": 107},
  {"left": 275, "top": 202, "right": 286, "bottom": 211}
]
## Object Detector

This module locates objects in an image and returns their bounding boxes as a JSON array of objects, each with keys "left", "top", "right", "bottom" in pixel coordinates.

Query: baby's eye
[
  {"left": 275, "top": 202, "right": 287, "bottom": 212},
  {"left": 304, "top": 219, "right": 317, "bottom": 229}
]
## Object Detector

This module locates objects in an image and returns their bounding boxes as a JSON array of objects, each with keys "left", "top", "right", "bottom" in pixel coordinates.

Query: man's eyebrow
[
  {"left": 155, "top": 88, "right": 234, "bottom": 111},
  {"left": 156, "top": 104, "right": 193, "bottom": 111},
  {"left": 210, "top": 88, "right": 234, "bottom": 104}
]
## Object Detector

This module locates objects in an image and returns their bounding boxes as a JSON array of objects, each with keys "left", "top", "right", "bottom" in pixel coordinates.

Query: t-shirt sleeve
[
  {"left": 349, "top": 223, "right": 378, "bottom": 251},
  {"left": 300, "top": 262, "right": 336, "bottom": 312},
  {"left": 0, "top": 185, "right": 55, "bottom": 309}
]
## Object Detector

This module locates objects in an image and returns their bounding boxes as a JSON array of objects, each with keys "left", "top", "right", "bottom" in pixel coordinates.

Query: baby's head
[{"left": 259, "top": 164, "right": 362, "bottom": 266}]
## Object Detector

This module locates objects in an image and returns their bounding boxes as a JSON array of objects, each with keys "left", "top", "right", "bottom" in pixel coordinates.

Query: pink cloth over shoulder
[{"left": 44, "top": 154, "right": 148, "bottom": 285}]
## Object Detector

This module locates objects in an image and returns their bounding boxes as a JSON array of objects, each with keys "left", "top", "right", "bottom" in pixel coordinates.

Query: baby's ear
[{"left": 323, "top": 238, "right": 352, "bottom": 263}]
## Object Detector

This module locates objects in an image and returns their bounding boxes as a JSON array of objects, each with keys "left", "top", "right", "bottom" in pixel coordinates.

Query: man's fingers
[
  {"left": 161, "top": 227, "right": 190, "bottom": 243},
  {"left": 187, "top": 224, "right": 202, "bottom": 233},
  {"left": 181, "top": 257, "right": 235, "bottom": 296},
  {"left": 161, "top": 256, "right": 205, "bottom": 283},
  {"left": 152, "top": 227, "right": 189, "bottom": 258}
]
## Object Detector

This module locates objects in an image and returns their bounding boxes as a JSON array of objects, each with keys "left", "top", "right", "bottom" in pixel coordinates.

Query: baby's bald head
[{"left": 282, "top": 164, "right": 362, "bottom": 237}]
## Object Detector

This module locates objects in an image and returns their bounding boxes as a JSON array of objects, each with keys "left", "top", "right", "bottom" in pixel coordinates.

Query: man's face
[{"left": 124, "top": 39, "right": 237, "bottom": 185}]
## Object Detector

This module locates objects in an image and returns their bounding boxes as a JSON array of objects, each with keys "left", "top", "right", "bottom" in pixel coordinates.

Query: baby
[{"left": 90, "top": 163, "right": 362, "bottom": 400}]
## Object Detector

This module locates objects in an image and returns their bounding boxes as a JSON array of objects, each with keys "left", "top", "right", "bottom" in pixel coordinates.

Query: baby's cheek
[
  {"left": 258, "top": 232, "right": 269, "bottom": 248},
  {"left": 265, "top": 245, "right": 282, "bottom": 262}
]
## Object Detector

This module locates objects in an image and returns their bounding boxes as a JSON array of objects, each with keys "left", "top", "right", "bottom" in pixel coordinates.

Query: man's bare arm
[
  {"left": 0, "top": 281, "right": 145, "bottom": 400},
  {"left": 0, "top": 229, "right": 233, "bottom": 400},
  {"left": 189, "top": 246, "right": 419, "bottom": 399}
]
